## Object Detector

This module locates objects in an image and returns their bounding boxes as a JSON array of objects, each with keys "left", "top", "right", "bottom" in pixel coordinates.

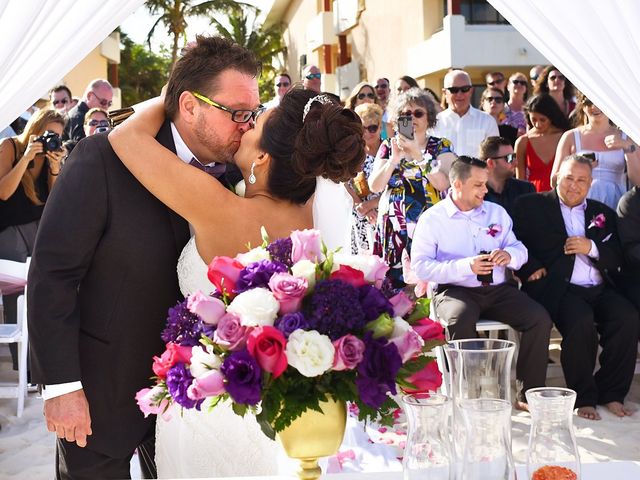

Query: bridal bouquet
[{"left": 136, "top": 229, "right": 444, "bottom": 439}]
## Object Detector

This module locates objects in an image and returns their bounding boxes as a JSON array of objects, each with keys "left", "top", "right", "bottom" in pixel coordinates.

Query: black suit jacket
[
  {"left": 617, "top": 186, "right": 640, "bottom": 279},
  {"left": 28, "top": 121, "right": 190, "bottom": 457},
  {"left": 512, "top": 190, "right": 623, "bottom": 321},
  {"left": 485, "top": 177, "right": 536, "bottom": 217}
]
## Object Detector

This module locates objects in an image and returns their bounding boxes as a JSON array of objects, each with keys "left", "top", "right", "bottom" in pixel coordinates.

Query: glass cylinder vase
[
  {"left": 526, "top": 387, "right": 580, "bottom": 480},
  {"left": 401, "top": 393, "right": 452, "bottom": 480}
]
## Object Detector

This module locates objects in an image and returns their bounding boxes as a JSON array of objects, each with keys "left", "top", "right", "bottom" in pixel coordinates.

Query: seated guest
[
  {"left": 479, "top": 136, "right": 535, "bottom": 216},
  {"left": 411, "top": 156, "right": 552, "bottom": 407},
  {"left": 513, "top": 155, "right": 639, "bottom": 420},
  {"left": 617, "top": 186, "right": 640, "bottom": 314}
]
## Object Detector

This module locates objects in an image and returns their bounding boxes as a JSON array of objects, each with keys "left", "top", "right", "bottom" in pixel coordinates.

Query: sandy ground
[{"left": 0, "top": 344, "right": 639, "bottom": 479}]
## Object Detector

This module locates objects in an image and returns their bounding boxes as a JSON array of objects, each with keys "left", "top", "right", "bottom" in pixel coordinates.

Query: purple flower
[
  {"left": 487, "top": 223, "right": 502, "bottom": 237},
  {"left": 355, "top": 333, "right": 402, "bottom": 409},
  {"left": 235, "top": 260, "right": 288, "bottom": 293},
  {"left": 220, "top": 350, "right": 262, "bottom": 405},
  {"left": 359, "top": 285, "right": 393, "bottom": 322},
  {"left": 588, "top": 213, "right": 606, "bottom": 229},
  {"left": 306, "top": 279, "right": 366, "bottom": 340},
  {"left": 166, "top": 363, "right": 202, "bottom": 409},
  {"left": 275, "top": 312, "right": 309, "bottom": 338},
  {"left": 162, "top": 299, "right": 215, "bottom": 347},
  {"left": 267, "top": 237, "right": 294, "bottom": 268}
]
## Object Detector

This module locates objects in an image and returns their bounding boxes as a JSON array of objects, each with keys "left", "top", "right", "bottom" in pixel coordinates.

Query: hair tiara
[{"left": 302, "top": 94, "right": 333, "bottom": 122}]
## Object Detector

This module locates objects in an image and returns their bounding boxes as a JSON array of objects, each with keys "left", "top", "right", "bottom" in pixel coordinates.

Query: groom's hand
[{"left": 44, "top": 389, "right": 92, "bottom": 447}]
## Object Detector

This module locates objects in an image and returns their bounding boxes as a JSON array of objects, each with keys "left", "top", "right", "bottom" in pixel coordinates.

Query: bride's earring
[{"left": 249, "top": 162, "right": 257, "bottom": 184}]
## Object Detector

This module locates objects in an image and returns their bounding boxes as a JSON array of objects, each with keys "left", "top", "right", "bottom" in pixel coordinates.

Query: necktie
[{"left": 189, "top": 158, "right": 226, "bottom": 178}]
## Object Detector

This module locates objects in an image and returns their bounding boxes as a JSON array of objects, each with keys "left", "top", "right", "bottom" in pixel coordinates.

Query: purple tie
[{"left": 189, "top": 158, "right": 226, "bottom": 178}]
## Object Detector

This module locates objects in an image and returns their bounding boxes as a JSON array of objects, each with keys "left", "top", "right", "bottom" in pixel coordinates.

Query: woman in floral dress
[{"left": 369, "top": 87, "right": 456, "bottom": 290}]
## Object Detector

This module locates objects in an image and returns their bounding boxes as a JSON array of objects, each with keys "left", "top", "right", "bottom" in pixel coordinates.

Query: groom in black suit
[
  {"left": 28, "top": 36, "right": 261, "bottom": 478},
  {"left": 513, "top": 155, "right": 639, "bottom": 420}
]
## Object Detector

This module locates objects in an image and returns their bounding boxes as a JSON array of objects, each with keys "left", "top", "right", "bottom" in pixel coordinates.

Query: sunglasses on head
[
  {"left": 445, "top": 85, "right": 472, "bottom": 94},
  {"left": 305, "top": 73, "right": 321, "bottom": 80},
  {"left": 491, "top": 153, "right": 516, "bottom": 164},
  {"left": 401, "top": 110, "right": 426, "bottom": 119},
  {"left": 487, "top": 79, "right": 504, "bottom": 86},
  {"left": 364, "top": 124, "right": 379, "bottom": 134},
  {"left": 276, "top": 82, "right": 290, "bottom": 87},
  {"left": 511, "top": 79, "right": 528, "bottom": 86},
  {"left": 53, "top": 98, "right": 69, "bottom": 106},
  {"left": 357, "top": 92, "right": 375, "bottom": 100},
  {"left": 549, "top": 74, "right": 565, "bottom": 81},
  {"left": 484, "top": 96, "right": 504, "bottom": 104}
]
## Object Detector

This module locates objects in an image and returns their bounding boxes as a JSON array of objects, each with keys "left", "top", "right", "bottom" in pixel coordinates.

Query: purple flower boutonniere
[
  {"left": 588, "top": 213, "right": 606, "bottom": 229},
  {"left": 487, "top": 224, "right": 502, "bottom": 237}
]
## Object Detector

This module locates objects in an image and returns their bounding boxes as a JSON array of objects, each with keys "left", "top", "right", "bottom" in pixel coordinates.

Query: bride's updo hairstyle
[{"left": 260, "top": 87, "right": 364, "bottom": 204}]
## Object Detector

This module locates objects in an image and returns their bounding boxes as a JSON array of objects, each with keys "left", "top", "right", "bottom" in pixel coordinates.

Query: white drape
[
  {"left": 0, "top": 0, "right": 145, "bottom": 131},
  {"left": 488, "top": 0, "right": 640, "bottom": 144}
]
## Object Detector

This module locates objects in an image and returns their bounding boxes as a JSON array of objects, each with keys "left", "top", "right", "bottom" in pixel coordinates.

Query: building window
[{"left": 448, "top": 0, "right": 509, "bottom": 24}]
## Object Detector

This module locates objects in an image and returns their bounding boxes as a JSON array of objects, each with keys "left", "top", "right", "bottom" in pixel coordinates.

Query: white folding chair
[{"left": 0, "top": 258, "right": 30, "bottom": 417}]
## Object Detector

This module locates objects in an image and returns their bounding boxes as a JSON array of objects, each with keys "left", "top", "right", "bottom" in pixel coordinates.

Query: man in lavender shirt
[
  {"left": 513, "top": 155, "right": 639, "bottom": 420},
  {"left": 412, "top": 156, "right": 552, "bottom": 408}
]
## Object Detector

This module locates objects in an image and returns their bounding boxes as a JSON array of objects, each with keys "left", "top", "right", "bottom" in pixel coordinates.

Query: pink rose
[
  {"left": 187, "top": 370, "right": 226, "bottom": 400},
  {"left": 389, "top": 292, "right": 414, "bottom": 317},
  {"left": 413, "top": 318, "right": 445, "bottom": 342},
  {"left": 332, "top": 334, "right": 365, "bottom": 371},
  {"left": 135, "top": 386, "right": 170, "bottom": 419},
  {"left": 213, "top": 313, "right": 248, "bottom": 351},
  {"left": 403, "top": 361, "right": 442, "bottom": 394},
  {"left": 187, "top": 291, "right": 226, "bottom": 325},
  {"left": 291, "top": 229, "right": 323, "bottom": 263},
  {"left": 330, "top": 265, "right": 367, "bottom": 287},
  {"left": 268, "top": 273, "right": 308, "bottom": 314},
  {"left": 207, "top": 256, "right": 244, "bottom": 297},
  {"left": 365, "top": 254, "right": 389, "bottom": 287},
  {"left": 152, "top": 342, "right": 193, "bottom": 379},
  {"left": 390, "top": 328, "right": 424, "bottom": 363},
  {"left": 247, "top": 326, "right": 288, "bottom": 378}
]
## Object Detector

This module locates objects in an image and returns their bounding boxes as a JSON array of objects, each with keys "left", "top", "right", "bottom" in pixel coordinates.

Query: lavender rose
[
  {"left": 332, "top": 334, "right": 365, "bottom": 371},
  {"left": 220, "top": 350, "right": 262, "bottom": 405},
  {"left": 213, "top": 313, "right": 248, "bottom": 351},
  {"left": 268, "top": 273, "right": 308, "bottom": 314}
]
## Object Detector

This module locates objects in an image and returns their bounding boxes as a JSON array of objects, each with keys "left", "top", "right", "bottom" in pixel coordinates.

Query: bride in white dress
[{"left": 110, "top": 87, "right": 364, "bottom": 478}]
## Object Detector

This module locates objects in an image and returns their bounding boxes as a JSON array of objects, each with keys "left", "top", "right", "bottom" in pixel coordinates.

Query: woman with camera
[
  {"left": 0, "top": 108, "right": 65, "bottom": 366},
  {"left": 368, "top": 87, "right": 456, "bottom": 290}
]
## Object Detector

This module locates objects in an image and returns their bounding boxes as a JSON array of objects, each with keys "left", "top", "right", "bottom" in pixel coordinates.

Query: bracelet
[{"left": 49, "top": 169, "right": 60, "bottom": 176}]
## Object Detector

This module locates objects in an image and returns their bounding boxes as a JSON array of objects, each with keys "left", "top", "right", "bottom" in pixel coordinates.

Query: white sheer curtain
[
  {"left": 0, "top": 0, "right": 145, "bottom": 130},
  {"left": 488, "top": 0, "right": 640, "bottom": 143}
]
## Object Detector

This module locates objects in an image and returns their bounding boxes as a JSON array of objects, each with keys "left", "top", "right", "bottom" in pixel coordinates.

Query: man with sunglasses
[
  {"left": 49, "top": 85, "right": 73, "bottom": 114},
  {"left": 480, "top": 136, "right": 535, "bottom": 216},
  {"left": 485, "top": 71, "right": 507, "bottom": 94},
  {"left": 302, "top": 64, "right": 322, "bottom": 92},
  {"left": 431, "top": 69, "right": 499, "bottom": 157},
  {"left": 62, "top": 78, "right": 113, "bottom": 145},
  {"left": 264, "top": 72, "right": 292, "bottom": 109}
]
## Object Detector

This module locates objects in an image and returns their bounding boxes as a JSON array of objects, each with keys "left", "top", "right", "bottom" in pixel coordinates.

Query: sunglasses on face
[
  {"left": 511, "top": 79, "right": 528, "bottom": 86},
  {"left": 192, "top": 91, "right": 265, "bottom": 123},
  {"left": 364, "top": 124, "right": 379, "bottom": 134},
  {"left": 276, "top": 82, "right": 290, "bottom": 87},
  {"left": 53, "top": 98, "right": 69, "bottom": 106},
  {"left": 445, "top": 85, "right": 472, "bottom": 94},
  {"left": 484, "top": 96, "right": 504, "bottom": 104},
  {"left": 305, "top": 73, "right": 321, "bottom": 80},
  {"left": 491, "top": 153, "right": 516, "bottom": 164},
  {"left": 91, "top": 91, "right": 112, "bottom": 108},
  {"left": 88, "top": 120, "right": 110, "bottom": 127},
  {"left": 357, "top": 92, "right": 375, "bottom": 100},
  {"left": 549, "top": 74, "right": 565, "bottom": 81},
  {"left": 487, "top": 79, "right": 504, "bottom": 86},
  {"left": 401, "top": 110, "right": 426, "bottom": 119},
  {"left": 457, "top": 156, "right": 487, "bottom": 168}
]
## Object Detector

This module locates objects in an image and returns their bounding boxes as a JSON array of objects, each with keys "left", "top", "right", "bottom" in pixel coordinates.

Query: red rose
[
  {"left": 403, "top": 360, "right": 442, "bottom": 394},
  {"left": 330, "top": 265, "right": 367, "bottom": 287},
  {"left": 246, "top": 326, "right": 288, "bottom": 378},
  {"left": 207, "top": 256, "right": 244, "bottom": 297},
  {"left": 152, "top": 342, "right": 193, "bottom": 379},
  {"left": 413, "top": 318, "right": 445, "bottom": 342}
]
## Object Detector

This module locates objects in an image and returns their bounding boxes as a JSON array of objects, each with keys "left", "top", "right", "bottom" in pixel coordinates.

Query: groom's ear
[{"left": 178, "top": 91, "right": 198, "bottom": 124}]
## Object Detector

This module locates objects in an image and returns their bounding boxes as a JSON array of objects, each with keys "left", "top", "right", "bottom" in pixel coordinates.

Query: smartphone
[
  {"left": 582, "top": 152, "right": 596, "bottom": 163},
  {"left": 476, "top": 250, "right": 494, "bottom": 284},
  {"left": 397, "top": 115, "right": 414, "bottom": 140}
]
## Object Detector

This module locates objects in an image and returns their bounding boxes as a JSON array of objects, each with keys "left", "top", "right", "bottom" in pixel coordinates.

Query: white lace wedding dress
[{"left": 155, "top": 178, "right": 353, "bottom": 478}]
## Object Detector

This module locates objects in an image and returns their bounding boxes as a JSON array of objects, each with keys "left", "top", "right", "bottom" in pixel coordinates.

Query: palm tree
[
  {"left": 209, "top": 6, "right": 287, "bottom": 100},
  {"left": 144, "top": 0, "right": 245, "bottom": 66}
]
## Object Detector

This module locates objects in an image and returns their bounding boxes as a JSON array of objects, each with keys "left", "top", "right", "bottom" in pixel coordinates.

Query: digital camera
[{"left": 36, "top": 130, "right": 63, "bottom": 153}]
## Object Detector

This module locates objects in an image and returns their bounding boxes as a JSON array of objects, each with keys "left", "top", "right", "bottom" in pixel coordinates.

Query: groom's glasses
[{"left": 192, "top": 91, "right": 265, "bottom": 124}]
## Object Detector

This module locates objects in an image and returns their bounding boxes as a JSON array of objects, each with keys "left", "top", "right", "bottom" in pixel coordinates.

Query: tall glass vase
[
  {"left": 401, "top": 393, "right": 452, "bottom": 480},
  {"left": 526, "top": 387, "right": 580, "bottom": 480},
  {"left": 443, "top": 339, "right": 516, "bottom": 480}
]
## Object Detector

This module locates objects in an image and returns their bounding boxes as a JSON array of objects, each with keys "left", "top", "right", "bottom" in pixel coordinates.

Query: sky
[{"left": 120, "top": 1, "right": 272, "bottom": 51}]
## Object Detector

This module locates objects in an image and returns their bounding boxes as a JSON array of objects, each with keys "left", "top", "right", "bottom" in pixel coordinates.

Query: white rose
[
  {"left": 189, "top": 344, "right": 221, "bottom": 378},
  {"left": 286, "top": 329, "right": 335, "bottom": 377},
  {"left": 291, "top": 259, "right": 317, "bottom": 289},
  {"left": 235, "top": 246, "right": 271, "bottom": 266},
  {"left": 332, "top": 252, "right": 379, "bottom": 280},
  {"left": 389, "top": 317, "right": 413, "bottom": 339},
  {"left": 227, "top": 287, "right": 280, "bottom": 327}
]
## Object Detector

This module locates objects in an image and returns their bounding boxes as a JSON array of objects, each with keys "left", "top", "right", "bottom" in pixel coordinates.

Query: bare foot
[
  {"left": 605, "top": 401, "right": 635, "bottom": 417},
  {"left": 514, "top": 400, "right": 529, "bottom": 412},
  {"left": 576, "top": 406, "right": 601, "bottom": 420}
]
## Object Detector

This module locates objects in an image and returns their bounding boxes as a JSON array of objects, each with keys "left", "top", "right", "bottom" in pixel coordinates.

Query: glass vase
[
  {"left": 526, "top": 387, "right": 580, "bottom": 480},
  {"left": 401, "top": 393, "right": 452, "bottom": 480}
]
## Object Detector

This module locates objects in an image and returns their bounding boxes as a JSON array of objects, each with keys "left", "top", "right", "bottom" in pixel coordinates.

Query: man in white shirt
[
  {"left": 411, "top": 156, "right": 551, "bottom": 407},
  {"left": 430, "top": 70, "right": 499, "bottom": 156},
  {"left": 263, "top": 72, "right": 292, "bottom": 109}
]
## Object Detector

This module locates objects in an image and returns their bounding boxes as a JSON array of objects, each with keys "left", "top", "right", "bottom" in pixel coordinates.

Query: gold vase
[{"left": 277, "top": 398, "right": 347, "bottom": 480}]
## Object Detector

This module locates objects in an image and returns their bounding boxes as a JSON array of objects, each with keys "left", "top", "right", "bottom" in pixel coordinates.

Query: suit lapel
[
  {"left": 156, "top": 121, "right": 191, "bottom": 253},
  {"left": 544, "top": 190, "right": 569, "bottom": 237}
]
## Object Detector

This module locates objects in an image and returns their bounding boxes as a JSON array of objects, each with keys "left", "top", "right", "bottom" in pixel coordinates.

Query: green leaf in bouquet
[
  {"left": 232, "top": 402, "right": 248, "bottom": 417},
  {"left": 407, "top": 297, "right": 431, "bottom": 323},
  {"left": 364, "top": 313, "right": 394, "bottom": 338},
  {"left": 320, "top": 249, "right": 334, "bottom": 280},
  {"left": 422, "top": 338, "right": 446, "bottom": 353},
  {"left": 260, "top": 226, "right": 270, "bottom": 247},
  {"left": 256, "top": 410, "right": 276, "bottom": 440}
]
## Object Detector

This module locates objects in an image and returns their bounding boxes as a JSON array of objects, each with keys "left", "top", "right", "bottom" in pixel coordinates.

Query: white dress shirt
[
  {"left": 411, "top": 195, "right": 528, "bottom": 288},
  {"left": 558, "top": 198, "right": 602, "bottom": 286},
  {"left": 429, "top": 106, "right": 499, "bottom": 157}
]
